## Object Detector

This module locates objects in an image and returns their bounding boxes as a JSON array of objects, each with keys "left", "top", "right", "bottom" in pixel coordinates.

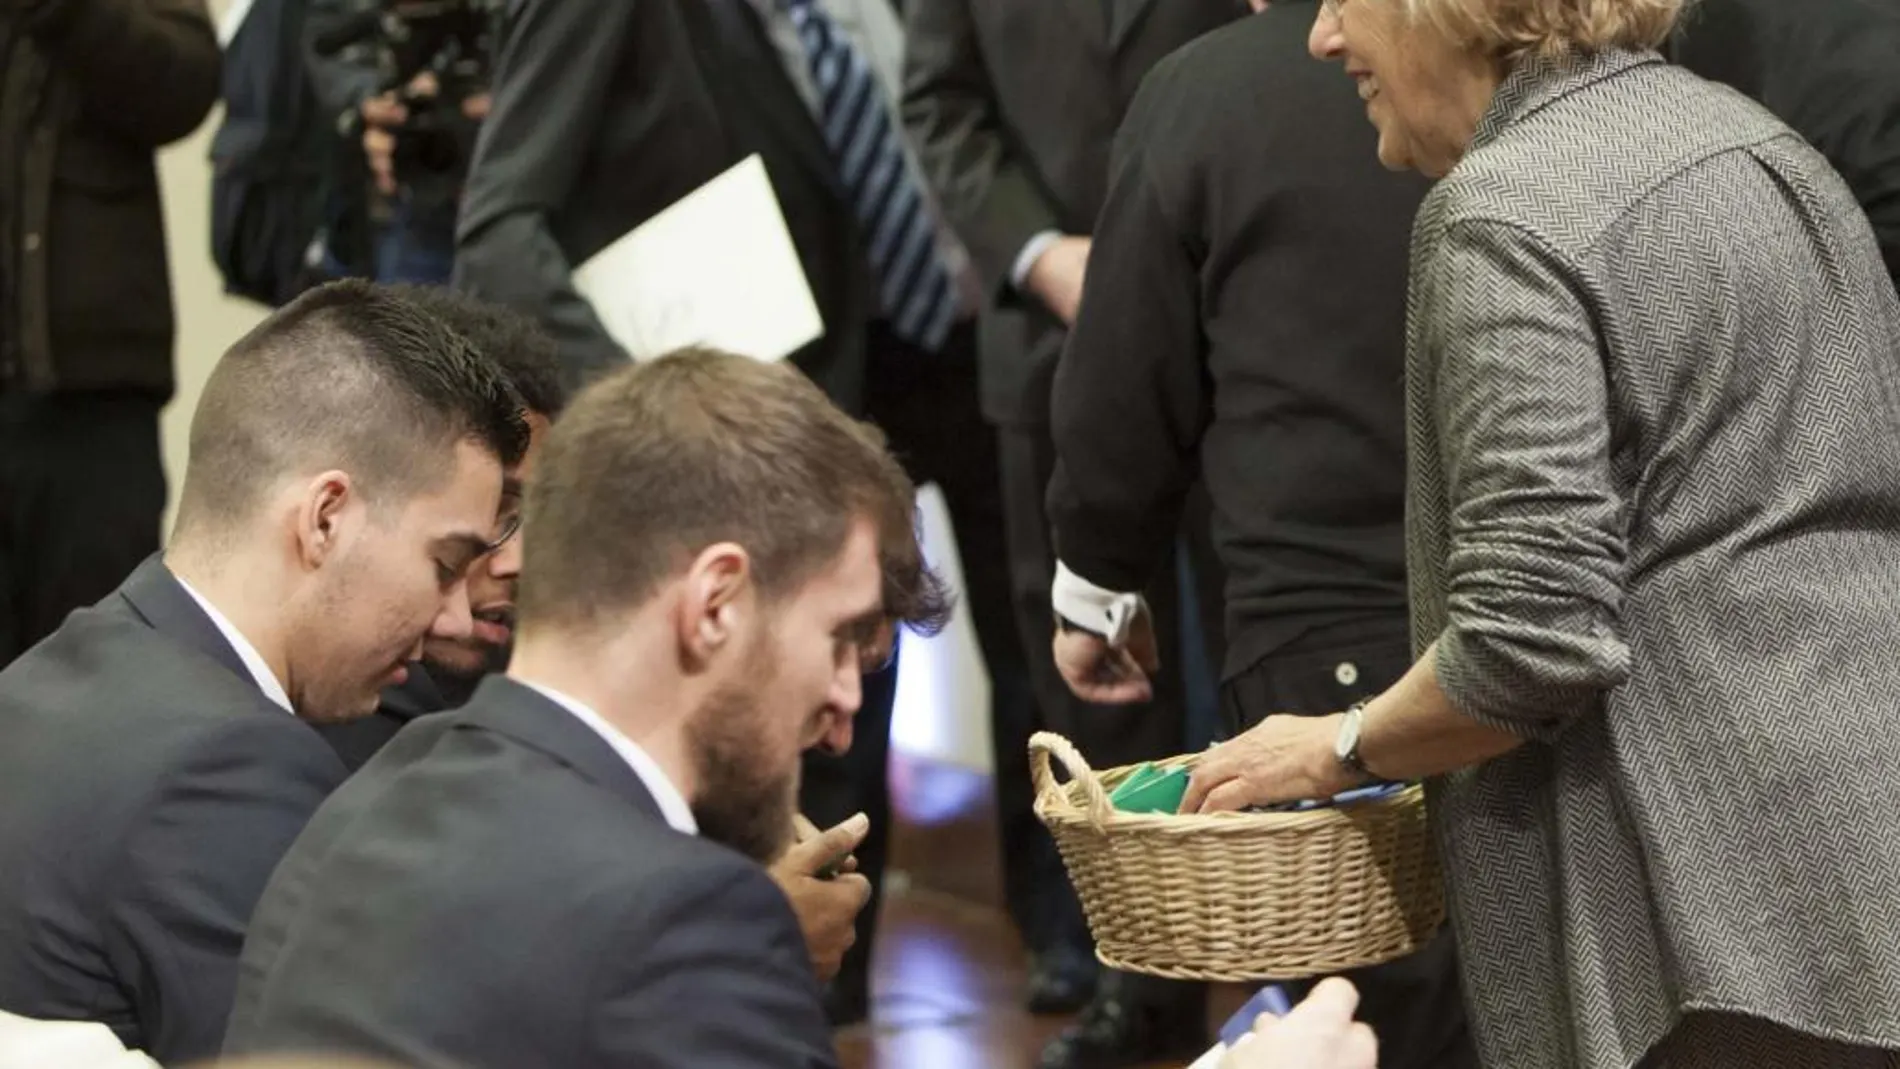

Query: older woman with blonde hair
[{"left": 1176, "top": 0, "right": 1900, "bottom": 1066}]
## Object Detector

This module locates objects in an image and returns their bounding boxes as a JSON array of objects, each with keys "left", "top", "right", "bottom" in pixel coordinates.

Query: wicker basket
[{"left": 1029, "top": 731, "right": 1446, "bottom": 982}]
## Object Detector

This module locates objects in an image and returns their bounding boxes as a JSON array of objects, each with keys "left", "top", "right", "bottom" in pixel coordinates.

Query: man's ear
[
  {"left": 293, "top": 471, "right": 355, "bottom": 571},
  {"left": 677, "top": 542, "right": 753, "bottom": 668}
]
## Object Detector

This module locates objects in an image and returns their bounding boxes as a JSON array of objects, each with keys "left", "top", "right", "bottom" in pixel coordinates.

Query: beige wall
[
  {"left": 150, "top": 23, "right": 996, "bottom": 771},
  {"left": 155, "top": 95, "right": 266, "bottom": 537}
]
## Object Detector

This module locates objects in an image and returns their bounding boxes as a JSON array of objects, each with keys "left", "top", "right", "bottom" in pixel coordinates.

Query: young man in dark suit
[
  {"left": 0, "top": 281, "right": 529, "bottom": 1066},
  {"left": 223, "top": 350, "right": 952, "bottom": 1069},
  {"left": 315, "top": 288, "right": 567, "bottom": 773},
  {"left": 901, "top": 0, "right": 1243, "bottom": 1063},
  {"left": 1042, "top": 4, "right": 1473, "bottom": 1067}
]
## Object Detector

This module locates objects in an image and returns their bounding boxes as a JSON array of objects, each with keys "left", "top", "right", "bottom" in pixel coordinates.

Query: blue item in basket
[
  {"left": 1250, "top": 780, "right": 1407, "bottom": 813},
  {"left": 1219, "top": 985, "right": 1295, "bottom": 1046}
]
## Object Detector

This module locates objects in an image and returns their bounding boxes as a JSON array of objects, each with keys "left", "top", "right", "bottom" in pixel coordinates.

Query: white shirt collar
[
  {"left": 173, "top": 574, "right": 294, "bottom": 714},
  {"left": 518, "top": 681, "right": 699, "bottom": 836}
]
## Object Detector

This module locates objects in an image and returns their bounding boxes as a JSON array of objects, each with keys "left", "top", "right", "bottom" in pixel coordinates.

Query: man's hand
[
  {"left": 1052, "top": 604, "right": 1158, "bottom": 704},
  {"left": 1219, "top": 978, "right": 1377, "bottom": 1069},
  {"left": 768, "top": 813, "right": 873, "bottom": 982},
  {"left": 1025, "top": 235, "right": 1092, "bottom": 326}
]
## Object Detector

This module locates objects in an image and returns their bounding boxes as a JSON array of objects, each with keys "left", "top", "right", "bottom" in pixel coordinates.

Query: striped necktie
[{"left": 780, "top": 0, "right": 958, "bottom": 353}]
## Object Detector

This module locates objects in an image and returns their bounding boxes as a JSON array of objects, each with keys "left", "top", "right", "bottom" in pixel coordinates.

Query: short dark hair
[
  {"left": 384, "top": 284, "right": 567, "bottom": 419},
  {"left": 517, "top": 348, "right": 952, "bottom": 636},
  {"left": 174, "top": 280, "right": 530, "bottom": 535}
]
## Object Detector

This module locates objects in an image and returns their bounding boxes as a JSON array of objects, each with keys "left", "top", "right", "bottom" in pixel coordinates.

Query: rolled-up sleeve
[{"left": 1422, "top": 219, "right": 1631, "bottom": 739}]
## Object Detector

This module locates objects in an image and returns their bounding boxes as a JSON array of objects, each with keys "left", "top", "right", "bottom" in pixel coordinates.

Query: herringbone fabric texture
[{"left": 1404, "top": 50, "right": 1900, "bottom": 1069}]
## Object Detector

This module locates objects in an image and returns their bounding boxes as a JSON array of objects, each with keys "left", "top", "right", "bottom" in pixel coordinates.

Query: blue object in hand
[{"left": 1218, "top": 985, "right": 1295, "bottom": 1047}]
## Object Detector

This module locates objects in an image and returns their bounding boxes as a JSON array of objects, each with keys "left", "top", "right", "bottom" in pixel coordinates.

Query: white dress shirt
[
  {"left": 519, "top": 681, "right": 700, "bottom": 836},
  {"left": 174, "top": 574, "right": 293, "bottom": 713}
]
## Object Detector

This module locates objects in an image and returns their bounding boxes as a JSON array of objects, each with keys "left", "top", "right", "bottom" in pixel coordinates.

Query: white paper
[
  {"left": 217, "top": 0, "right": 256, "bottom": 46},
  {"left": 571, "top": 154, "right": 825, "bottom": 364}
]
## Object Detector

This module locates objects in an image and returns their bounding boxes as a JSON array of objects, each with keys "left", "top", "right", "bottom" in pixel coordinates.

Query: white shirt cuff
[
  {"left": 1051, "top": 560, "right": 1145, "bottom": 647},
  {"left": 1010, "top": 230, "right": 1064, "bottom": 292}
]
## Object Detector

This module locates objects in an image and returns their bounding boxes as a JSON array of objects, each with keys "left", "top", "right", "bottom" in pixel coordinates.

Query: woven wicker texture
[{"left": 1029, "top": 731, "right": 1446, "bottom": 982}]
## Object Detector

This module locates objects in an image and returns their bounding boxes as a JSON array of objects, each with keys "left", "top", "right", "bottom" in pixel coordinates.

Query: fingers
[
  {"left": 836, "top": 872, "right": 873, "bottom": 911},
  {"left": 781, "top": 813, "right": 869, "bottom": 876},
  {"left": 1343, "top": 1022, "right": 1379, "bottom": 1069},
  {"left": 1302, "top": 976, "right": 1362, "bottom": 1020},
  {"left": 1197, "top": 778, "right": 1254, "bottom": 814}
]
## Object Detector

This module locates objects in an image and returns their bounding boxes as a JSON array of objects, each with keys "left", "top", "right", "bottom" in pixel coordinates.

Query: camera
[{"left": 314, "top": 0, "right": 503, "bottom": 206}]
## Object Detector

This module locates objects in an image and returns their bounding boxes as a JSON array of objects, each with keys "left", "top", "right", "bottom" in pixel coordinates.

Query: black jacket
[
  {"left": 454, "top": 0, "right": 873, "bottom": 408},
  {"left": 1047, "top": 5, "right": 1432, "bottom": 679},
  {"left": 0, "top": 557, "right": 347, "bottom": 1064},
  {"left": 901, "top": 0, "right": 1242, "bottom": 424},
  {"left": 314, "top": 661, "right": 461, "bottom": 772},
  {"left": 226, "top": 676, "right": 838, "bottom": 1069},
  {"left": 0, "top": 0, "right": 220, "bottom": 397}
]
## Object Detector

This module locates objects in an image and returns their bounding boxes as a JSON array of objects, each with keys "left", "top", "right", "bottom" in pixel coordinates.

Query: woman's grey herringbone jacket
[{"left": 1405, "top": 49, "right": 1900, "bottom": 1069}]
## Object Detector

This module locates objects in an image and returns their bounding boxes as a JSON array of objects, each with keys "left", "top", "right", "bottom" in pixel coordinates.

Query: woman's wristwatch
[{"left": 1334, "top": 700, "right": 1372, "bottom": 779}]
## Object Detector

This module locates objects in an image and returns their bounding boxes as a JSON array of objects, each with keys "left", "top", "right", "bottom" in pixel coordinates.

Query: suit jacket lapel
[
  {"left": 459, "top": 677, "right": 669, "bottom": 825},
  {"left": 116, "top": 554, "right": 253, "bottom": 689},
  {"left": 1107, "top": 0, "right": 1163, "bottom": 53}
]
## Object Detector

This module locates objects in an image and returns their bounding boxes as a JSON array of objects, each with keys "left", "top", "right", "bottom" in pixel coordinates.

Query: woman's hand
[
  {"left": 1218, "top": 978, "right": 1377, "bottom": 1069},
  {"left": 1181, "top": 713, "right": 1358, "bottom": 814}
]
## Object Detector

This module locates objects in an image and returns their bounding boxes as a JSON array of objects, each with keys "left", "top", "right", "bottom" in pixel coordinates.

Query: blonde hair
[{"left": 1399, "top": 0, "right": 1691, "bottom": 61}]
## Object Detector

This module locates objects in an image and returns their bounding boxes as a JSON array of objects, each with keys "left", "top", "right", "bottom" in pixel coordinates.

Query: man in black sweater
[{"left": 1044, "top": 5, "right": 1471, "bottom": 1066}]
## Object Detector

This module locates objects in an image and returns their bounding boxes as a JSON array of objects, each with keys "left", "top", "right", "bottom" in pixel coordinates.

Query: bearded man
[{"left": 221, "top": 348, "right": 950, "bottom": 1069}]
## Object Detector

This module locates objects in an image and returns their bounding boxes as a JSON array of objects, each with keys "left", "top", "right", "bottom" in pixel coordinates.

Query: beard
[{"left": 685, "top": 655, "right": 800, "bottom": 864}]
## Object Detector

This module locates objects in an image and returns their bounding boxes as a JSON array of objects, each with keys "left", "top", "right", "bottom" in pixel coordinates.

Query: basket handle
[{"left": 1028, "top": 731, "right": 1115, "bottom": 830}]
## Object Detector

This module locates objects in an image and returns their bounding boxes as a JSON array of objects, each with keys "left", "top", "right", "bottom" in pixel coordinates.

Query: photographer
[{"left": 304, "top": 0, "right": 494, "bottom": 284}]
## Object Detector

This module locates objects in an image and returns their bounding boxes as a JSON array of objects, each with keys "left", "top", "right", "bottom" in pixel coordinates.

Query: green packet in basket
[{"left": 1107, "top": 762, "right": 1191, "bottom": 814}]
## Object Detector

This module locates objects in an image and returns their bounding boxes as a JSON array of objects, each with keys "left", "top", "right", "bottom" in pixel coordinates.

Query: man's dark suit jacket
[
  {"left": 454, "top": 0, "right": 874, "bottom": 411},
  {"left": 1669, "top": 0, "right": 1900, "bottom": 294},
  {"left": 224, "top": 676, "right": 838, "bottom": 1069},
  {"left": 901, "top": 0, "right": 1242, "bottom": 424},
  {"left": 0, "top": 557, "right": 346, "bottom": 1065}
]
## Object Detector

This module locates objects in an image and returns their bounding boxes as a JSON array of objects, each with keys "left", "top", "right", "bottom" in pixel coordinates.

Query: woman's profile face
[{"left": 1308, "top": 0, "right": 1493, "bottom": 177}]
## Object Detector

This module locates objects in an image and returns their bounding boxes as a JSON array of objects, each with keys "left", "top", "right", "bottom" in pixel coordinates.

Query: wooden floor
[{"left": 833, "top": 880, "right": 1082, "bottom": 1069}]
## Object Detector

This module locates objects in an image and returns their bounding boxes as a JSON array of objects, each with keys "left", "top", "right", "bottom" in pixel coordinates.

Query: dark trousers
[
  {"left": 1221, "top": 622, "right": 1477, "bottom": 1069},
  {"left": 0, "top": 390, "right": 166, "bottom": 665},
  {"left": 799, "top": 318, "right": 1092, "bottom": 1001}
]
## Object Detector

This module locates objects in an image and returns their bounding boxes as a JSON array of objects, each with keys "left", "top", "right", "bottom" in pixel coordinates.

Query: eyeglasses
[{"left": 482, "top": 507, "right": 523, "bottom": 554}]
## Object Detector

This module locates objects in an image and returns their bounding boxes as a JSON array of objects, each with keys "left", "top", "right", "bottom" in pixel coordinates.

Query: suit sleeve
[
  {"left": 103, "top": 718, "right": 347, "bottom": 1066},
  {"left": 1046, "top": 82, "right": 1206, "bottom": 593},
  {"left": 900, "top": 0, "right": 1062, "bottom": 297},
  {"left": 18, "top": 0, "right": 221, "bottom": 148},
  {"left": 452, "top": 0, "right": 632, "bottom": 389},
  {"left": 591, "top": 861, "right": 839, "bottom": 1069}
]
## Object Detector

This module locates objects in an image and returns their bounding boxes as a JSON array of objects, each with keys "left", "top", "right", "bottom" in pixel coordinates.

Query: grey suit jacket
[
  {"left": 224, "top": 676, "right": 837, "bottom": 1069},
  {"left": 0, "top": 557, "right": 347, "bottom": 1066},
  {"left": 1405, "top": 50, "right": 1900, "bottom": 1068},
  {"left": 900, "top": 0, "right": 1241, "bottom": 424}
]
